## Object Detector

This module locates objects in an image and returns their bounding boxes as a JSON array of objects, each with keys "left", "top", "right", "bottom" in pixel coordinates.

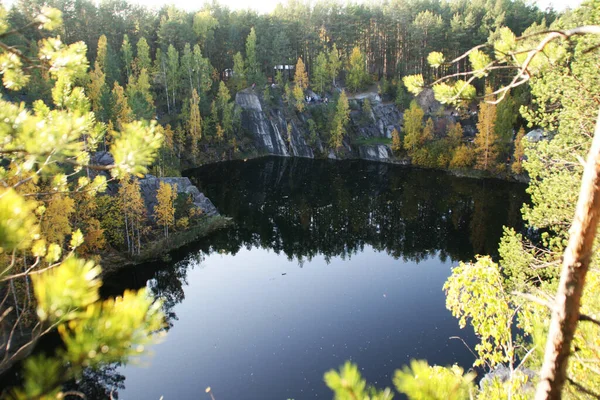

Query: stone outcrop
[
  {"left": 89, "top": 152, "right": 219, "bottom": 216},
  {"left": 235, "top": 89, "right": 406, "bottom": 163},
  {"left": 139, "top": 175, "right": 219, "bottom": 217},
  {"left": 357, "top": 144, "right": 393, "bottom": 162}
]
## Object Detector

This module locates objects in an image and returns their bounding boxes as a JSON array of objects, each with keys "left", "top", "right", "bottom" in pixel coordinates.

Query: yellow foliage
[
  {"left": 450, "top": 144, "right": 475, "bottom": 168},
  {"left": 294, "top": 57, "right": 309, "bottom": 90},
  {"left": 391, "top": 128, "right": 402, "bottom": 153},
  {"left": 40, "top": 194, "right": 75, "bottom": 246},
  {"left": 155, "top": 181, "right": 177, "bottom": 238}
]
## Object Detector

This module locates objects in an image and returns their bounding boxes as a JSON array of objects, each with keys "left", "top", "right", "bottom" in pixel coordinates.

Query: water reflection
[
  {"left": 188, "top": 157, "right": 526, "bottom": 263},
  {"left": 101, "top": 157, "right": 527, "bottom": 400}
]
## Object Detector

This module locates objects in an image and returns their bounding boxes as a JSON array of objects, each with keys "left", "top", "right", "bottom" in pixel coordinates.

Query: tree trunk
[{"left": 535, "top": 108, "right": 600, "bottom": 399}]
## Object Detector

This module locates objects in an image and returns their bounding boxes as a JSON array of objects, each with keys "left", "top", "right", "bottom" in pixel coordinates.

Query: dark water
[{"left": 101, "top": 157, "right": 527, "bottom": 399}]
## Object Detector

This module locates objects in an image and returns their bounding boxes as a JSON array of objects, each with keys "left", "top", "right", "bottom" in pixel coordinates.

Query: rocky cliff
[
  {"left": 139, "top": 175, "right": 219, "bottom": 217},
  {"left": 235, "top": 89, "right": 403, "bottom": 163}
]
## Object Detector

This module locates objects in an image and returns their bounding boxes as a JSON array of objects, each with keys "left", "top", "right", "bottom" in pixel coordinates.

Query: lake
[{"left": 103, "top": 157, "right": 528, "bottom": 399}]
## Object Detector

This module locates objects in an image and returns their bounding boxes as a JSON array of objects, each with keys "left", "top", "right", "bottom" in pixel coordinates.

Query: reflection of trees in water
[
  {"left": 62, "top": 363, "right": 125, "bottom": 399},
  {"left": 81, "top": 158, "right": 528, "bottom": 399},
  {"left": 148, "top": 253, "right": 204, "bottom": 330},
  {"left": 189, "top": 157, "right": 528, "bottom": 264}
]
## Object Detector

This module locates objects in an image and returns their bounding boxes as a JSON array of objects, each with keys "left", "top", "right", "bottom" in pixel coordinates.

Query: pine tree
[
  {"left": 347, "top": 46, "right": 367, "bottom": 92},
  {"left": 362, "top": 98, "right": 373, "bottom": 122},
  {"left": 474, "top": 87, "right": 499, "bottom": 171},
  {"left": 511, "top": 126, "right": 526, "bottom": 174},
  {"left": 312, "top": 52, "right": 329, "bottom": 94},
  {"left": 294, "top": 57, "right": 309, "bottom": 91},
  {"left": 154, "top": 182, "right": 177, "bottom": 238},
  {"left": 189, "top": 89, "right": 202, "bottom": 159}
]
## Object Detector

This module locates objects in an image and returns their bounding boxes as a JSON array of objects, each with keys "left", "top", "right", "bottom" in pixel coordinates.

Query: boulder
[
  {"left": 525, "top": 128, "right": 547, "bottom": 143},
  {"left": 235, "top": 89, "right": 263, "bottom": 112},
  {"left": 416, "top": 88, "right": 442, "bottom": 115},
  {"left": 358, "top": 144, "right": 393, "bottom": 162},
  {"left": 139, "top": 175, "right": 219, "bottom": 218}
]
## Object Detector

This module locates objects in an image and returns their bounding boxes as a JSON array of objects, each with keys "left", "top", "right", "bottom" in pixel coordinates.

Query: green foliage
[
  {"left": 232, "top": 51, "right": 247, "bottom": 93},
  {"left": 403, "top": 75, "right": 424, "bottom": 96},
  {"left": 328, "top": 44, "right": 342, "bottom": 87},
  {"left": 193, "top": 10, "right": 219, "bottom": 47},
  {"left": 427, "top": 52, "right": 445, "bottom": 68},
  {"left": 432, "top": 80, "right": 477, "bottom": 105},
  {"left": 394, "top": 360, "right": 475, "bottom": 400},
  {"left": 444, "top": 256, "right": 522, "bottom": 369},
  {"left": 0, "top": 188, "right": 39, "bottom": 253},
  {"left": 402, "top": 101, "right": 424, "bottom": 153},
  {"left": 135, "top": 37, "right": 151, "bottom": 75},
  {"left": 324, "top": 362, "right": 394, "bottom": 400},
  {"left": 330, "top": 90, "right": 350, "bottom": 149},
  {"left": 468, "top": 49, "right": 491, "bottom": 77},
  {"left": 33, "top": 258, "right": 101, "bottom": 322},
  {"left": 347, "top": 46, "right": 368, "bottom": 92},
  {"left": 110, "top": 121, "right": 163, "bottom": 178},
  {"left": 312, "top": 52, "right": 329, "bottom": 94},
  {"left": 245, "top": 27, "right": 262, "bottom": 86},
  {"left": 0, "top": 8, "right": 166, "bottom": 397},
  {"left": 362, "top": 98, "right": 373, "bottom": 122},
  {"left": 494, "top": 92, "right": 517, "bottom": 159},
  {"left": 395, "top": 84, "right": 410, "bottom": 110}
]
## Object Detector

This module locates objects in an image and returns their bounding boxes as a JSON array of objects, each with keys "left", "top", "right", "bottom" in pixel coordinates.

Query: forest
[
  {"left": 0, "top": 0, "right": 600, "bottom": 399},
  {"left": 4, "top": 0, "right": 555, "bottom": 172}
]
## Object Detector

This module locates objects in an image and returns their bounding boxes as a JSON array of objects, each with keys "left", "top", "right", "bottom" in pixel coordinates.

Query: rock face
[
  {"left": 234, "top": 87, "right": 465, "bottom": 166},
  {"left": 352, "top": 103, "right": 403, "bottom": 140},
  {"left": 237, "top": 90, "right": 290, "bottom": 157},
  {"left": 139, "top": 175, "right": 219, "bottom": 217},
  {"left": 236, "top": 89, "right": 403, "bottom": 162},
  {"left": 358, "top": 144, "right": 393, "bottom": 162}
]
